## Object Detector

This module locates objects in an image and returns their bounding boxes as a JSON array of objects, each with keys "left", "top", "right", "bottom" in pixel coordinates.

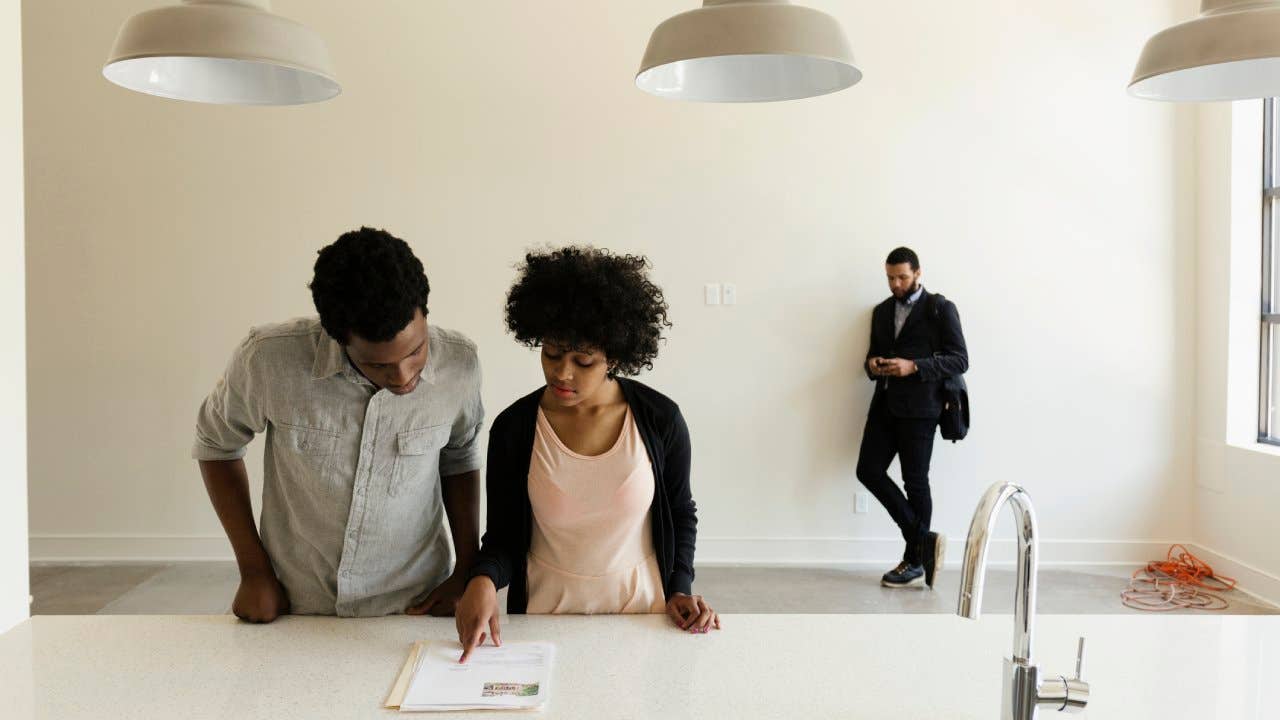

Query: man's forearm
[
  {"left": 915, "top": 351, "right": 967, "bottom": 381},
  {"left": 866, "top": 334, "right": 882, "bottom": 379},
  {"left": 441, "top": 470, "right": 481, "bottom": 572},
  {"left": 199, "top": 459, "right": 274, "bottom": 577}
]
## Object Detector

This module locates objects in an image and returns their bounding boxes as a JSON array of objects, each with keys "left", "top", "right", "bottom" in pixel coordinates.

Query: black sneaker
[
  {"left": 922, "top": 531, "right": 947, "bottom": 589},
  {"left": 881, "top": 561, "right": 925, "bottom": 588}
]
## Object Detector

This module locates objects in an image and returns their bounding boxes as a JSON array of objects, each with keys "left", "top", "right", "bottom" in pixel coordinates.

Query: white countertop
[{"left": 1, "top": 613, "right": 1275, "bottom": 719}]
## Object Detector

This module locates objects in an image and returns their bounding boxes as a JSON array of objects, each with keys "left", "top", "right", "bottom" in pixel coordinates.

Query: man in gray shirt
[{"left": 193, "top": 227, "right": 483, "bottom": 621}]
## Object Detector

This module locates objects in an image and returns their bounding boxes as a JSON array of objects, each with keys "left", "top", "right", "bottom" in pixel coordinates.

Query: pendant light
[
  {"left": 1130, "top": 0, "right": 1280, "bottom": 101},
  {"left": 636, "top": 0, "right": 860, "bottom": 103},
  {"left": 103, "top": 0, "right": 340, "bottom": 106}
]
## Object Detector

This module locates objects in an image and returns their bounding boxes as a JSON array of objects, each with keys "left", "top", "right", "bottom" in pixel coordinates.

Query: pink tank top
[{"left": 525, "top": 406, "right": 666, "bottom": 615}]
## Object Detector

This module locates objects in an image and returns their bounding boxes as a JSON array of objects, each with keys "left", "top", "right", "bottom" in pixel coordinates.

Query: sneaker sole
[
  {"left": 881, "top": 576, "right": 925, "bottom": 589},
  {"left": 927, "top": 534, "right": 947, "bottom": 589}
]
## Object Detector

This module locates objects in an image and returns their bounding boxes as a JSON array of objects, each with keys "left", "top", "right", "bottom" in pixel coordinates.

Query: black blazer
[
  {"left": 865, "top": 289, "right": 969, "bottom": 419},
  {"left": 468, "top": 377, "right": 697, "bottom": 614}
]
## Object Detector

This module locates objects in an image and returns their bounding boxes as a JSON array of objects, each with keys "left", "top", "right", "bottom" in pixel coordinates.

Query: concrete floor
[{"left": 28, "top": 562, "right": 1280, "bottom": 616}]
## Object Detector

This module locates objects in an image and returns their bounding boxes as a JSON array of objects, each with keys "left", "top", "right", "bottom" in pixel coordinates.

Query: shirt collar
[
  {"left": 311, "top": 324, "right": 438, "bottom": 386},
  {"left": 312, "top": 330, "right": 348, "bottom": 380},
  {"left": 897, "top": 285, "right": 925, "bottom": 307}
]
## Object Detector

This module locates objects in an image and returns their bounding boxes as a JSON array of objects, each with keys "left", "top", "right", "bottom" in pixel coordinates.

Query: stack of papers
[{"left": 385, "top": 641, "right": 555, "bottom": 713}]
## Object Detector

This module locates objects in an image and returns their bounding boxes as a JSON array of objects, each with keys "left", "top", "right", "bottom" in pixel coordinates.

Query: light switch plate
[
  {"left": 705, "top": 284, "right": 722, "bottom": 305},
  {"left": 855, "top": 492, "right": 870, "bottom": 514},
  {"left": 722, "top": 283, "right": 737, "bottom": 305}
]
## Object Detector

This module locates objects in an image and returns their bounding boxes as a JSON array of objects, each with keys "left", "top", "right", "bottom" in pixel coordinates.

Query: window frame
[{"left": 1261, "top": 99, "right": 1279, "bottom": 445}]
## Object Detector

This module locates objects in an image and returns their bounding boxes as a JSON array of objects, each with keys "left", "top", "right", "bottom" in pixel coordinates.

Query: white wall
[
  {"left": 1191, "top": 99, "right": 1280, "bottom": 600},
  {"left": 24, "top": 1, "right": 1197, "bottom": 566},
  {"left": 3, "top": 0, "right": 30, "bottom": 632}
]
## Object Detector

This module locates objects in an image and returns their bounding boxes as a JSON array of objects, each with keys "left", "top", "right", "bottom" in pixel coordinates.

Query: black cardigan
[{"left": 468, "top": 377, "right": 698, "bottom": 614}]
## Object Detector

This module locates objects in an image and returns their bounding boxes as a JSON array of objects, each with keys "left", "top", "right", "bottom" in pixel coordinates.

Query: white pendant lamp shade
[
  {"left": 1130, "top": 0, "right": 1280, "bottom": 101},
  {"left": 636, "top": 0, "right": 860, "bottom": 103},
  {"left": 103, "top": 0, "right": 340, "bottom": 106}
]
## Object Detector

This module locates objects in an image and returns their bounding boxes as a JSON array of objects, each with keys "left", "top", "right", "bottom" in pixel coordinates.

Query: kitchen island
[{"left": 1, "top": 613, "right": 1274, "bottom": 718}]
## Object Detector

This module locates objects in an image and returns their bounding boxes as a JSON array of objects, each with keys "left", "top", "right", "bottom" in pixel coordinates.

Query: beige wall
[
  {"left": 24, "top": 1, "right": 1197, "bottom": 565},
  {"left": 3, "top": 0, "right": 29, "bottom": 632},
  {"left": 1191, "top": 99, "right": 1280, "bottom": 600}
]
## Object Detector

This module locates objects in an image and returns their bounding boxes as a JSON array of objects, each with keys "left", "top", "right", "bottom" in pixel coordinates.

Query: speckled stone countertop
[{"left": 1, "top": 613, "right": 1276, "bottom": 718}]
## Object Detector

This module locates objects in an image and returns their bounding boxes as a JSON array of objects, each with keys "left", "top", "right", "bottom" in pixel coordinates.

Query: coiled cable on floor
[{"left": 1120, "top": 544, "right": 1236, "bottom": 611}]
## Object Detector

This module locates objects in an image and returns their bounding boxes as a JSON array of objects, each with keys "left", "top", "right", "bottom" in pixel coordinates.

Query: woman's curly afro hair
[
  {"left": 505, "top": 246, "right": 672, "bottom": 377},
  {"left": 310, "top": 227, "right": 429, "bottom": 344}
]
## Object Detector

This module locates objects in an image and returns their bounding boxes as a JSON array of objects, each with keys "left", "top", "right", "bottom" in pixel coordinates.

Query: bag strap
[
  {"left": 927, "top": 292, "right": 946, "bottom": 320},
  {"left": 924, "top": 293, "right": 946, "bottom": 354}
]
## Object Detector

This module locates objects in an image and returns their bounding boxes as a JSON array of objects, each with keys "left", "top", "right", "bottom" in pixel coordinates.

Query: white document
[{"left": 396, "top": 641, "right": 555, "bottom": 713}]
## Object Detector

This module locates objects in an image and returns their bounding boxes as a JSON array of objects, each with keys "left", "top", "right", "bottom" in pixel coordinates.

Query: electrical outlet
[
  {"left": 854, "top": 492, "right": 870, "bottom": 514},
  {"left": 704, "top": 283, "right": 722, "bottom": 305},
  {"left": 722, "top": 283, "right": 737, "bottom": 305}
]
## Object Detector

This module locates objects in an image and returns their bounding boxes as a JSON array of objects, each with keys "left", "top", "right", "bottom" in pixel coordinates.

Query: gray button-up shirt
[
  {"left": 192, "top": 317, "right": 484, "bottom": 617},
  {"left": 894, "top": 285, "right": 925, "bottom": 338}
]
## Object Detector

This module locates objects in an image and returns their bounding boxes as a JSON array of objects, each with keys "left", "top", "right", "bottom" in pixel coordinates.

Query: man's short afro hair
[
  {"left": 505, "top": 246, "right": 672, "bottom": 377},
  {"left": 309, "top": 227, "right": 429, "bottom": 344}
]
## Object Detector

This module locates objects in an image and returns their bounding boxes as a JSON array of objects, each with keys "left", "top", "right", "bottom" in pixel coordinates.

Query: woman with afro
[{"left": 456, "top": 246, "right": 718, "bottom": 661}]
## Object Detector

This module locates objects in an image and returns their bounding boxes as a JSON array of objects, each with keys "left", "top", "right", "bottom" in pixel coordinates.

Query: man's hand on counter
[
  {"left": 666, "top": 593, "right": 721, "bottom": 633},
  {"left": 455, "top": 575, "right": 501, "bottom": 663},
  {"left": 233, "top": 569, "right": 291, "bottom": 623}
]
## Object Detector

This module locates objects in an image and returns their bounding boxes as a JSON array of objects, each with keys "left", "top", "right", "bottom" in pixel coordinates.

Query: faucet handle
[
  {"left": 1060, "top": 637, "right": 1089, "bottom": 714},
  {"left": 1037, "top": 637, "right": 1090, "bottom": 714}
]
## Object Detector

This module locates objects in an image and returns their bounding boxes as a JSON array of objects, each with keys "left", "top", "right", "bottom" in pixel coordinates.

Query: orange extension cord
[{"left": 1120, "top": 544, "right": 1237, "bottom": 612}]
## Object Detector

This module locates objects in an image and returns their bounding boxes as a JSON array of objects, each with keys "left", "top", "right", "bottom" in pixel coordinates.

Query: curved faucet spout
[{"left": 956, "top": 482, "right": 1039, "bottom": 664}]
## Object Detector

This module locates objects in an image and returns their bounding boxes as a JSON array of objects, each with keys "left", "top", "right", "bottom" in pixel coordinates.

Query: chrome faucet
[{"left": 956, "top": 483, "right": 1090, "bottom": 720}]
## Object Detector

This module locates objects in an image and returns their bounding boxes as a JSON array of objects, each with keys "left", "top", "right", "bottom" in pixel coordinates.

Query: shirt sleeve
[
  {"left": 469, "top": 416, "right": 516, "bottom": 591},
  {"left": 914, "top": 299, "right": 969, "bottom": 382},
  {"left": 664, "top": 406, "right": 697, "bottom": 598},
  {"left": 865, "top": 304, "right": 883, "bottom": 380},
  {"left": 440, "top": 354, "right": 484, "bottom": 477},
  {"left": 191, "top": 331, "right": 268, "bottom": 461}
]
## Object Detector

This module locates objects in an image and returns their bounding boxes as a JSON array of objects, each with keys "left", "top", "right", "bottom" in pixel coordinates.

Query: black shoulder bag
[{"left": 926, "top": 294, "right": 970, "bottom": 442}]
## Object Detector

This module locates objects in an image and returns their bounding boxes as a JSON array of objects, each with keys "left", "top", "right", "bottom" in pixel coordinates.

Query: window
[{"left": 1263, "top": 100, "right": 1280, "bottom": 445}]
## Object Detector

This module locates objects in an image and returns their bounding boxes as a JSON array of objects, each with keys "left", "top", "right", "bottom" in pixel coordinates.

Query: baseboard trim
[
  {"left": 696, "top": 537, "right": 1185, "bottom": 568},
  {"left": 30, "top": 534, "right": 1179, "bottom": 567},
  {"left": 1186, "top": 543, "right": 1280, "bottom": 607}
]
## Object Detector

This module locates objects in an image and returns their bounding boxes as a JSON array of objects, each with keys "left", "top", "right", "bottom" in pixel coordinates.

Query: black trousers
[{"left": 856, "top": 390, "right": 939, "bottom": 565}]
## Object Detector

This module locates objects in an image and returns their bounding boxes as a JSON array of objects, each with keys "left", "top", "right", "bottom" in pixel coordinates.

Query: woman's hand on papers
[
  {"left": 233, "top": 569, "right": 290, "bottom": 623},
  {"left": 666, "top": 593, "right": 721, "bottom": 634},
  {"left": 455, "top": 575, "right": 502, "bottom": 663},
  {"left": 406, "top": 571, "right": 469, "bottom": 617}
]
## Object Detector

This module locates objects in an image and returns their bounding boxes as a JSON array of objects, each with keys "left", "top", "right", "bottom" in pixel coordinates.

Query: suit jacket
[{"left": 865, "top": 289, "right": 969, "bottom": 419}]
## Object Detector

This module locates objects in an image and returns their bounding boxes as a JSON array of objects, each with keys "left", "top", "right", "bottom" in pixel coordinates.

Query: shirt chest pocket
[
  {"left": 276, "top": 422, "right": 340, "bottom": 483},
  {"left": 390, "top": 424, "right": 452, "bottom": 497}
]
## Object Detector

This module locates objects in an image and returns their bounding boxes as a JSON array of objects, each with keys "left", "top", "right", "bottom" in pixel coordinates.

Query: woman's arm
[
  {"left": 664, "top": 407, "right": 697, "bottom": 597},
  {"left": 456, "top": 421, "right": 516, "bottom": 662},
  {"left": 661, "top": 406, "right": 719, "bottom": 632},
  {"left": 468, "top": 423, "right": 517, "bottom": 588}
]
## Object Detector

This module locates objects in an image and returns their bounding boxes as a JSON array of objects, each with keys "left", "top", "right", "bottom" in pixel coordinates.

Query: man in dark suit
[{"left": 859, "top": 247, "right": 968, "bottom": 589}]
